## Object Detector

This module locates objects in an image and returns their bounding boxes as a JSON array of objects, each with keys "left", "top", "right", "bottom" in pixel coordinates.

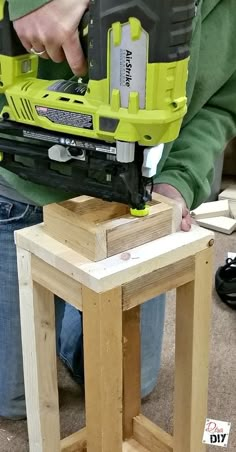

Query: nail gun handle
[
  {"left": 0, "top": 0, "right": 26, "bottom": 56},
  {"left": 88, "top": 0, "right": 196, "bottom": 81}
]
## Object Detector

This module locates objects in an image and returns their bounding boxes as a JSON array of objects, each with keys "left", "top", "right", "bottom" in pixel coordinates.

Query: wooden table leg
[
  {"left": 123, "top": 306, "right": 141, "bottom": 439},
  {"left": 82, "top": 286, "right": 123, "bottom": 452},
  {"left": 174, "top": 247, "right": 213, "bottom": 452},
  {"left": 17, "top": 249, "right": 60, "bottom": 452}
]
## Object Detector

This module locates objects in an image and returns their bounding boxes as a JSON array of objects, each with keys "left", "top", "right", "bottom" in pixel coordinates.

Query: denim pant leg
[
  {"left": 0, "top": 197, "right": 43, "bottom": 418},
  {"left": 141, "top": 295, "right": 166, "bottom": 398}
]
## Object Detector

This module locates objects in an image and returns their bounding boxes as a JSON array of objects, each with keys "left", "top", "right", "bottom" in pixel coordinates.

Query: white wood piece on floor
[
  {"left": 196, "top": 216, "right": 236, "bottom": 234},
  {"left": 219, "top": 185, "right": 236, "bottom": 200},
  {"left": 15, "top": 225, "right": 214, "bottom": 293},
  {"left": 191, "top": 200, "right": 230, "bottom": 219},
  {"left": 229, "top": 200, "right": 236, "bottom": 219}
]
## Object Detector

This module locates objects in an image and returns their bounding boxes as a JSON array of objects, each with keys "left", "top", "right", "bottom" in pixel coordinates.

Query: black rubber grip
[
  {"left": 0, "top": 2, "right": 26, "bottom": 56},
  {"left": 88, "top": 0, "right": 196, "bottom": 80}
]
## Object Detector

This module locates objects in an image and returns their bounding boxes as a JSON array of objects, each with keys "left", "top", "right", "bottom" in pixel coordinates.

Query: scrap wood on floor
[{"left": 191, "top": 186, "right": 236, "bottom": 234}]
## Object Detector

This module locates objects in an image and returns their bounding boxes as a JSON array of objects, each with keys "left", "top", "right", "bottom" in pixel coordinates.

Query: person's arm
[
  {"left": 156, "top": 70, "right": 236, "bottom": 211},
  {"left": 9, "top": 0, "right": 89, "bottom": 75},
  {"left": 7, "top": 0, "right": 51, "bottom": 21}
]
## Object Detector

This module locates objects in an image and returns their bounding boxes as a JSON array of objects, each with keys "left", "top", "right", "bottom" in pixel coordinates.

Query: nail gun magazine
[{"left": 0, "top": 0, "right": 195, "bottom": 215}]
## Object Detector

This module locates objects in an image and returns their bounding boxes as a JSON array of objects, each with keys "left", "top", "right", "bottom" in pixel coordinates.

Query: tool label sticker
[
  {"left": 36, "top": 106, "right": 93, "bottom": 130},
  {"left": 202, "top": 419, "right": 231, "bottom": 447}
]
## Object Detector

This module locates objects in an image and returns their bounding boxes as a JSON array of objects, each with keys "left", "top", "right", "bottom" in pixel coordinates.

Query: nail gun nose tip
[{"left": 130, "top": 206, "right": 150, "bottom": 217}]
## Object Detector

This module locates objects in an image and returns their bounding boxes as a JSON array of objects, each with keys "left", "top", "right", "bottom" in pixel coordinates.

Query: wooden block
[
  {"left": 219, "top": 184, "right": 236, "bottom": 200},
  {"left": 43, "top": 195, "right": 174, "bottom": 262},
  {"left": 61, "top": 428, "right": 87, "bottom": 452},
  {"left": 151, "top": 192, "right": 182, "bottom": 232},
  {"left": 196, "top": 216, "right": 236, "bottom": 234},
  {"left": 122, "top": 439, "right": 150, "bottom": 452},
  {"left": 191, "top": 200, "right": 230, "bottom": 219},
  {"left": 31, "top": 255, "right": 83, "bottom": 310},
  {"left": 133, "top": 415, "right": 173, "bottom": 452}
]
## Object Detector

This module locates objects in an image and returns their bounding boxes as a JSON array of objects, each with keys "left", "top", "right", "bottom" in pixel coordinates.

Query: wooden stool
[{"left": 15, "top": 194, "right": 214, "bottom": 452}]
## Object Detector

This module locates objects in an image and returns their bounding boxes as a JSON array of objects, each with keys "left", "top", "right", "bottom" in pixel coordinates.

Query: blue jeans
[{"left": 0, "top": 195, "right": 166, "bottom": 418}]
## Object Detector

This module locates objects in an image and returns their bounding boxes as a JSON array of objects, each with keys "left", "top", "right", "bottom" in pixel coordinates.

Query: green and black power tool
[{"left": 0, "top": 0, "right": 196, "bottom": 215}]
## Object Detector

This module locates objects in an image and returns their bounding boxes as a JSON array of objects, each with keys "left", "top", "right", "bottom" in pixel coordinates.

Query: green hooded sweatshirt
[{"left": 1, "top": 0, "right": 236, "bottom": 209}]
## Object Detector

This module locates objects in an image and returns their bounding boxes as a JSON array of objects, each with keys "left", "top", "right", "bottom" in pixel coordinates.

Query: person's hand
[
  {"left": 13, "top": 0, "right": 89, "bottom": 76},
  {"left": 153, "top": 183, "right": 192, "bottom": 232}
]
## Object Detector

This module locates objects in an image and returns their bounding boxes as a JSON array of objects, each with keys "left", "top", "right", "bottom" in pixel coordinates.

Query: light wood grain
[
  {"left": 133, "top": 415, "right": 173, "bottom": 452},
  {"left": 151, "top": 192, "right": 182, "bottom": 232},
  {"left": 17, "top": 248, "right": 60, "bottom": 452},
  {"left": 44, "top": 195, "right": 173, "bottom": 261},
  {"left": 32, "top": 255, "right": 83, "bottom": 310},
  {"left": 174, "top": 247, "right": 213, "bottom": 452},
  {"left": 122, "top": 438, "right": 150, "bottom": 452},
  {"left": 123, "top": 308, "right": 141, "bottom": 439},
  {"left": 43, "top": 202, "right": 107, "bottom": 261},
  {"left": 82, "top": 286, "right": 123, "bottom": 452},
  {"left": 15, "top": 224, "right": 214, "bottom": 293},
  {"left": 122, "top": 256, "right": 194, "bottom": 311},
  {"left": 60, "top": 428, "right": 86, "bottom": 452},
  {"left": 106, "top": 202, "right": 172, "bottom": 256}
]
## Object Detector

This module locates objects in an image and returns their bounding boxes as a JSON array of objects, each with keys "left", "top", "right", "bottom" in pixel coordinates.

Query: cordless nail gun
[{"left": 0, "top": 0, "right": 195, "bottom": 215}]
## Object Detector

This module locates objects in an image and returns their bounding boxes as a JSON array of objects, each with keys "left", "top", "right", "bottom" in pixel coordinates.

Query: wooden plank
[
  {"left": 17, "top": 248, "right": 60, "bottom": 452},
  {"left": 133, "top": 415, "right": 173, "bottom": 452},
  {"left": 122, "top": 439, "right": 149, "bottom": 452},
  {"left": 174, "top": 247, "right": 213, "bottom": 452},
  {"left": 151, "top": 192, "right": 182, "bottom": 232},
  {"left": 15, "top": 224, "right": 214, "bottom": 293},
  {"left": 82, "top": 286, "right": 123, "bottom": 452},
  {"left": 43, "top": 202, "right": 107, "bottom": 261},
  {"left": 61, "top": 429, "right": 86, "bottom": 452},
  {"left": 60, "top": 196, "right": 129, "bottom": 221},
  {"left": 122, "top": 256, "right": 194, "bottom": 311},
  {"left": 106, "top": 203, "right": 172, "bottom": 256},
  {"left": 123, "top": 308, "right": 141, "bottom": 439},
  {"left": 196, "top": 216, "right": 236, "bottom": 234},
  {"left": 32, "top": 255, "right": 83, "bottom": 311},
  {"left": 191, "top": 199, "right": 229, "bottom": 219}
]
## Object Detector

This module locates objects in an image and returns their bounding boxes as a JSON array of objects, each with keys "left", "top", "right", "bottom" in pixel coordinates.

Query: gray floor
[{"left": 0, "top": 231, "right": 235, "bottom": 451}]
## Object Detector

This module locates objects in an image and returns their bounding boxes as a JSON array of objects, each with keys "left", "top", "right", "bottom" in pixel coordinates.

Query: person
[{"left": 0, "top": 0, "right": 236, "bottom": 419}]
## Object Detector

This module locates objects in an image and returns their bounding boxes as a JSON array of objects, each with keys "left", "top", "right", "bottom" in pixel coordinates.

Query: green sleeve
[
  {"left": 157, "top": 71, "right": 236, "bottom": 210},
  {"left": 8, "top": 0, "right": 52, "bottom": 21}
]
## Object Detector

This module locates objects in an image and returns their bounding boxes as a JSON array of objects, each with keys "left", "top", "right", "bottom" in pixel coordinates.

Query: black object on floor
[{"left": 215, "top": 257, "right": 236, "bottom": 309}]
